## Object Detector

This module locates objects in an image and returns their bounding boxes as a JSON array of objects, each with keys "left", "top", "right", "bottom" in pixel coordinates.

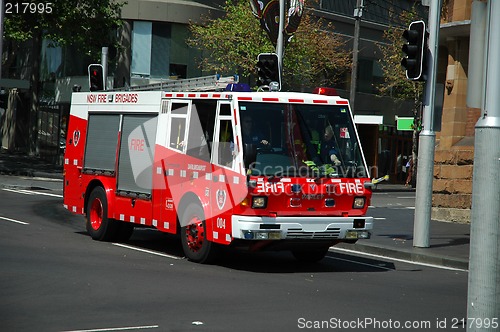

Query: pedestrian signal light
[
  {"left": 88, "top": 64, "right": 104, "bottom": 91},
  {"left": 401, "top": 20, "right": 427, "bottom": 81},
  {"left": 256, "top": 53, "right": 281, "bottom": 90}
]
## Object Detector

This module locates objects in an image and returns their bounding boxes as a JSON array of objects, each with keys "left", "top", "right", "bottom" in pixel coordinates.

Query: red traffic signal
[
  {"left": 401, "top": 20, "right": 427, "bottom": 81},
  {"left": 88, "top": 64, "right": 104, "bottom": 91}
]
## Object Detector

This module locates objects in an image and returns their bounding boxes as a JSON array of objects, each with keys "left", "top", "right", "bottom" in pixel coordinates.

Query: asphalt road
[{"left": 0, "top": 176, "right": 468, "bottom": 332}]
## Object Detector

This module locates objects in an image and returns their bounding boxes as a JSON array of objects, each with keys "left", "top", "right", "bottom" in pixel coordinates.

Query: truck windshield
[{"left": 239, "top": 101, "right": 368, "bottom": 178}]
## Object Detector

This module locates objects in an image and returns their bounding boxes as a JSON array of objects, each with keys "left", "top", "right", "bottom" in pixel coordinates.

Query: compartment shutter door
[{"left": 84, "top": 114, "right": 120, "bottom": 172}]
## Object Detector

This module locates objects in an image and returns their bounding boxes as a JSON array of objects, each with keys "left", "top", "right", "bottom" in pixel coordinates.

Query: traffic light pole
[
  {"left": 413, "top": 0, "right": 441, "bottom": 248},
  {"left": 467, "top": 0, "right": 500, "bottom": 328},
  {"left": 101, "top": 47, "right": 108, "bottom": 91},
  {"left": 349, "top": 0, "right": 364, "bottom": 112},
  {"left": 275, "top": 0, "right": 285, "bottom": 89}
]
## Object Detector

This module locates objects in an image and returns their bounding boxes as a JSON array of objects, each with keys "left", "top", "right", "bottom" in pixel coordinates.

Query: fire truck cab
[{"left": 63, "top": 79, "right": 374, "bottom": 263}]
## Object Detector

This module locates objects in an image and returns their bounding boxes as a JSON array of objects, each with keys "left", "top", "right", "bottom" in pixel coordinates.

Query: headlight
[
  {"left": 353, "top": 197, "right": 365, "bottom": 209},
  {"left": 252, "top": 196, "right": 268, "bottom": 209}
]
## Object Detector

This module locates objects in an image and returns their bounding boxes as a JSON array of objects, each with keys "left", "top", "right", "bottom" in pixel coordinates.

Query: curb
[{"left": 335, "top": 242, "right": 469, "bottom": 271}]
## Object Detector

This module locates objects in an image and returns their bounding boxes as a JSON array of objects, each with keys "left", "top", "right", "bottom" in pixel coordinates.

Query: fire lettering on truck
[
  {"left": 130, "top": 138, "right": 145, "bottom": 151},
  {"left": 86, "top": 94, "right": 107, "bottom": 103},
  {"left": 331, "top": 182, "right": 364, "bottom": 195},
  {"left": 256, "top": 181, "right": 285, "bottom": 194}
]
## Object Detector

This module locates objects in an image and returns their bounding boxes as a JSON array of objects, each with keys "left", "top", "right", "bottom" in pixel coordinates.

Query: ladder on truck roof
[{"left": 112, "top": 75, "right": 238, "bottom": 92}]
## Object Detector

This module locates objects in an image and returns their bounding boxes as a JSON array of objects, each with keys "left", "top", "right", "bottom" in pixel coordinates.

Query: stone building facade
[{"left": 432, "top": 0, "right": 480, "bottom": 223}]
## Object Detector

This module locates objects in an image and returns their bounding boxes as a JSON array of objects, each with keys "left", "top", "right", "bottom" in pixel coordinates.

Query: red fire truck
[{"left": 63, "top": 76, "right": 374, "bottom": 263}]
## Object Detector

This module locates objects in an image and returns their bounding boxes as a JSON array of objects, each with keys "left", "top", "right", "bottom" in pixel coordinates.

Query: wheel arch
[
  {"left": 176, "top": 192, "right": 208, "bottom": 231},
  {"left": 84, "top": 178, "right": 116, "bottom": 218}
]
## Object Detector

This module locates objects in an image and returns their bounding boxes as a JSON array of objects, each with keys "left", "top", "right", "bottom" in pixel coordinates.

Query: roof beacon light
[
  {"left": 313, "top": 87, "right": 338, "bottom": 96},
  {"left": 226, "top": 83, "right": 251, "bottom": 92}
]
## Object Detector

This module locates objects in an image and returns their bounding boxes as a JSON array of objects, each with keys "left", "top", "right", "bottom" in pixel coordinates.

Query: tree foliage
[
  {"left": 3, "top": 0, "right": 124, "bottom": 57},
  {"left": 377, "top": 7, "right": 428, "bottom": 187},
  {"left": 188, "top": 0, "right": 351, "bottom": 90},
  {"left": 2, "top": 0, "right": 124, "bottom": 155}
]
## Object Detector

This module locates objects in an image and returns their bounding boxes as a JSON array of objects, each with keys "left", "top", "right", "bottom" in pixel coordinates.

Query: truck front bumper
[{"left": 231, "top": 215, "right": 373, "bottom": 241}]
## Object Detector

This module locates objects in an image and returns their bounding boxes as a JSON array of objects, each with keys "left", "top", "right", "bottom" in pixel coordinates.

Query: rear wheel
[
  {"left": 86, "top": 186, "right": 117, "bottom": 241},
  {"left": 292, "top": 247, "right": 330, "bottom": 263},
  {"left": 180, "top": 203, "right": 218, "bottom": 264}
]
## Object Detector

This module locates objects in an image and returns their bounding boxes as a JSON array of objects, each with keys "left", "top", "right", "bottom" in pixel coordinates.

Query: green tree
[
  {"left": 3, "top": 0, "right": 124, "bottom": 154},
  {"left": 188, "top": 0, "right": 351, "bottom": 90}
]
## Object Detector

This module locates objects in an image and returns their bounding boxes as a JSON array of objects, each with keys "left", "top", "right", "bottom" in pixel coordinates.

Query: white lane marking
[
  {"left": 331, "top": 247, "right": 468, "bottom": 272},
  {"left": 374, "top": 217, "right": 386, "bottom": 220},
  {"left": 113, "top": 243, "right": 183, "bottom": 260},
  {"left": 2, "top": 188, "right": 34, "bottom": 195},
  {"left": 0, "top": 216, "right": 29, "bottom": 225},
  {"left": 60, "top": 325, "right": 159, "bottom": 332},
  {"left": 326, "top": 255, "right": 393, "bottom": 271},
  {"left": 2, "top": 188, "right": 63, "bottom": 198}
]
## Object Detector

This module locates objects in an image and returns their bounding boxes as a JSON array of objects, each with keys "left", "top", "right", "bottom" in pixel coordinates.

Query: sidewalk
[
  {"left": 0, "top": 150, "right": 63, "bottom": 178},
  {"left": 336, "top": 220, "right": 470, "bottom": 270},
  {"left": 0, "top": 150, "right": 470, "bottom": 270}
]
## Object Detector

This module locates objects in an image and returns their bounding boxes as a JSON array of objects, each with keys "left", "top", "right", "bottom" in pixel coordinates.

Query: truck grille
[{"left": 286, "top": 227, "right": 341, "bottom": 239}]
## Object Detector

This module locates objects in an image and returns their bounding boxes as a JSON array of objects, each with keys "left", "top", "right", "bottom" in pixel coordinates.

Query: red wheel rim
[
  {"left": 185, "top": 215, "right": 204, "bottom": 252},
  {"left": 89, "top": 198, "right": 103, "bottom": 231}
]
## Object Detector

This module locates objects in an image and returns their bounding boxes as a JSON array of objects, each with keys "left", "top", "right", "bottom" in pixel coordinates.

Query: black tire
[
  {"left": 180, "top": 203, "right": 218, "bottom": 264},
  {"left": 85, "top": 186, "right": 117, "bottom": 241},
  {"left": 292, "top": 247, "right": 329, "bottom": 263}
]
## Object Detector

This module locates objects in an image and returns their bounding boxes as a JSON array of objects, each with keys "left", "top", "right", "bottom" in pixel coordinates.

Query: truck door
[
  {"left": 160, "top": 100, "right": 191, "bottom": 231},
  {"left": 209, "top": 101, "right": 245, "bottom": 244}
]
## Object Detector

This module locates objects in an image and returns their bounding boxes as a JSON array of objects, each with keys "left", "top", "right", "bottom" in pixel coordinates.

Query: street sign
[{"left": 397, "top": 117, "right": 414, "bottom": 131}]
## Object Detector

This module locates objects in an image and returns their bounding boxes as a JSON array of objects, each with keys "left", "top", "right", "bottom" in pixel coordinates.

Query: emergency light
[
  {"left": 225, "top": 83, "right": 251, "bottom": 92},
  {"left": 313, "top": 87, "right": 338, "bottom": 96}
]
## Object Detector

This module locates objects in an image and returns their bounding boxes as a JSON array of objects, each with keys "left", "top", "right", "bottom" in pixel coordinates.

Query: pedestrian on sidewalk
[{"left": 405, "top": 156, "right": 413, "bottom": 186}]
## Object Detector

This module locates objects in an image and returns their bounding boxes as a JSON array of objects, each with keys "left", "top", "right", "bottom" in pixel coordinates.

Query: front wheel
[
  {"left": 180, "top": 203, "right": 218, "bottom": 264},
  {"left": 86, "top": 186, "right": 117, "bottom": 241}
]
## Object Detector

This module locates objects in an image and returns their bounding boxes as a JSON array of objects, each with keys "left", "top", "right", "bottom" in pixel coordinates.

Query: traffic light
[
  {"left": 401, "top": 20, "right": 427, "bottom": 81},
  {"left": 88, "top": 64, "right": 104, "bottom": 91},
  {"left": 256, "top": 53, "right": 280, "bottom": 90}
]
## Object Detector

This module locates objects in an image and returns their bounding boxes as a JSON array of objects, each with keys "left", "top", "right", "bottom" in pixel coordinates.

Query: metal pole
[
  {"left": 467, "top": 1, "right": 487, "bottom": 110},
  {"left": 466, "top": 0, "right": 500, "bottom": 328},
  {"left": 276, "top": 0, "right": 285, "bottom": 90},
  {"left": 413, "top": 0, "right": 441, "bottom": 248},
  {"left": 101, "top": 47, "right": 108, "bottom": 90},
  {"left": 349, "top": 0, "right": 363, "bottom": 113}
]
